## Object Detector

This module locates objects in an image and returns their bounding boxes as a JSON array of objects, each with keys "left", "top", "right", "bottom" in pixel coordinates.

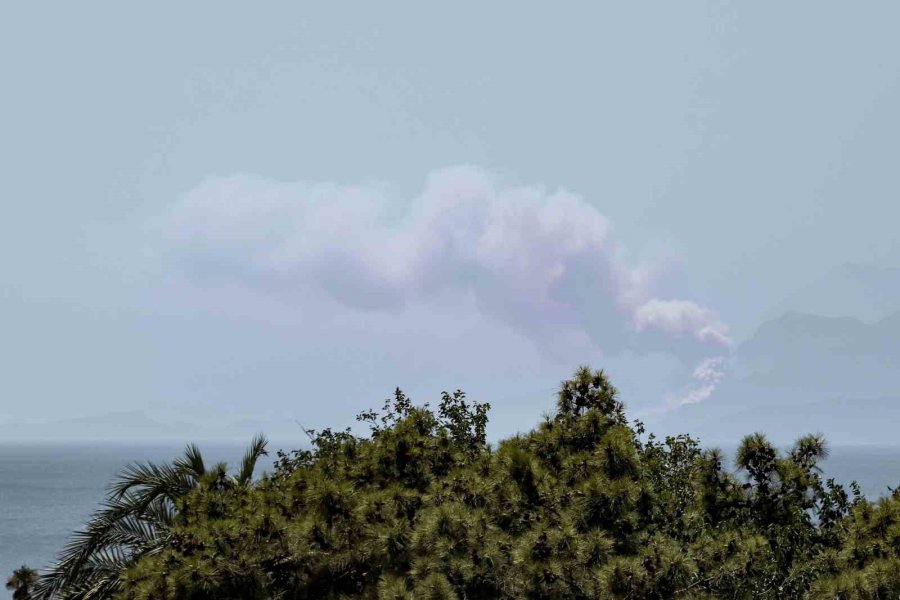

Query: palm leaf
[
  {"left": 238, "top": 433, "right": 269, "bottom": 485},
  {"left": 35, "top": 435, "right": 265, "bottom": 599},
  {"left": 174, "top": 443, "right": 207, "bottom": 479}
]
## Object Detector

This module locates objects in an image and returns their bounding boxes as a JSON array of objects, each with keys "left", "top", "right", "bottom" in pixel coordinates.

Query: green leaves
[
  {"left": 32, "top": 366, "right": 900, "bottom": 599},
  {"left": 6, "top": 565, "right": 38, "bottom": 600},
  {"left": 238, "top": 433, "right": 269, "bottom": 485},
  {"left": 33, "top": 437, "right": 268, "bottom": 599},
  {"left": 438, "top": 389, "right": 490, "bottom": 453},
  {"left": 557, "top": 366, "right": 623, "bottom": 422}
]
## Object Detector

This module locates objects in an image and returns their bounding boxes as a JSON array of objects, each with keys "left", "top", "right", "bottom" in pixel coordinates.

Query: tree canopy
[
  {"left": 6, "top": 566, "right": 37, "bottom": 600},
  {"left": 23, "top": 367, "right": 900, "bottom": 598}
]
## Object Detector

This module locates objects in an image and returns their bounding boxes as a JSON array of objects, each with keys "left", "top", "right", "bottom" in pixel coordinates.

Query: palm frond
[
  {"left": 35, "top": 435, "right": 269, "bottom": 598},
  {"left": 108, "top": 461, "right": 195, "bottom": 503},
  {"left": 174, "top": 443, "right": 207, "bottom": 479},
  {"left": 34, "top": 494, "right": 168, "bottom": 599},
  {"left": 238, "top": 433, "right": 269, "bottom": 484},
  {"left": 56, "top": 547, "right": 132, "bottom": 600}
]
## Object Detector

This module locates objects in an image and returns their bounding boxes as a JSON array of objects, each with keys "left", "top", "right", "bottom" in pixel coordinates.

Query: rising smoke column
[{"left": 165, "top": 166, "right": 731, "bottom": 410}]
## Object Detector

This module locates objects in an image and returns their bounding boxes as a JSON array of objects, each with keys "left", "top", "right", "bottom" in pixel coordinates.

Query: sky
[{"left": 2, "top": 2, "right": 899, "bottom": 440}]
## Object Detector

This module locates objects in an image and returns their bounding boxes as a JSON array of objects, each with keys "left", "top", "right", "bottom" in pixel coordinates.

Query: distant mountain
[
  {"left": 0, "top": 411, "right": 199, "bottom": 441},
  {"left": 764, "top": 262, "right": 900, "bottom": 324},
  {"left": 735, "top": 310, "right": 900, "bottom": 401},
  {"left": 61, "top": 410, "right": 177, "bottom": 428},
  {"left": 654, "top": 396, "right": 900, "bottom": 446},
  {"left": 645, "top": 309, "right": 900, "bottom": 444},
  {"left": 0, "top": 410, "right": 310, "bottom": 443}
]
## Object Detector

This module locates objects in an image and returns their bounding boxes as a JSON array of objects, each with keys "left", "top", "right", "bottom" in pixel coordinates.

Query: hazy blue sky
[{"left": 2, "top": 2, "right": 899, "bottom": 438}]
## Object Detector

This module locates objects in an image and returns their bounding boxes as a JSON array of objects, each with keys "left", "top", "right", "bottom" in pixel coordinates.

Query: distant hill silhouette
[
  {"left": 647, "top": 309, "right": 900, "bottom": 444},
  {"left": 764, "top": 262, "right": 900, "bottom": 324},
  {"left": 0, "top": 411, "right": 305, "bottom": 442},
  {"left": 737, "top": 310, "right": 900, "bottom": 400},
  {"left": 0, "top": 411, "right": 197, "bottom": 441}
]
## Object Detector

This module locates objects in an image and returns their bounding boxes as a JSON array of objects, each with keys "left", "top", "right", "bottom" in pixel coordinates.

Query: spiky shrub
[{"left": 30, "top": 367, "right": 900, "bottom": 599}]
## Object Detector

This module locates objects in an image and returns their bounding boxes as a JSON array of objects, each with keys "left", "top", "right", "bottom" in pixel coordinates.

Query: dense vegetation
[
  {"left": 19, "top": 367, "right": 900, "bottom": 598},
  {"left": 6, "top": 567, "right": 37, "bottom": 600}
]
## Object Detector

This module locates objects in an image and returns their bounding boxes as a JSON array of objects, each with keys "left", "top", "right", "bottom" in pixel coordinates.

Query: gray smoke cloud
[
  {"left": 672, "top": 355, "right": 729, "bottom": 409},
  {"left": 164, "top": 166, "right": 731, "bottom": 406}
]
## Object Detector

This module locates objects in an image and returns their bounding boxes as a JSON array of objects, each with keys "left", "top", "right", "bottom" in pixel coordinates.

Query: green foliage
[
  {"left": 27, "top": 367, "right": 900, "bottom": 598},
  {"left": 6, "top": 566, "right": 37, "bottom": 600},
  {"left": 30, "top": 436, "right": 269, "bottom": 599}
]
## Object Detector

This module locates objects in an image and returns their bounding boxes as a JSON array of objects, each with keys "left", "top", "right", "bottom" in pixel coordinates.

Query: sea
[
  {"left": 0, "top": 441, "right": 268, "bottom": 582},
  {"left": 2, "top": 442, "right": 900, "bottom": 582}
]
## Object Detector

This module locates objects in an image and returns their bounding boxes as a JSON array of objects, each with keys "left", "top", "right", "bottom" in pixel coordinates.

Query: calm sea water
[
  {"left": 2, "top": 443, "right": 900, "bottom": 582},
  {"left": 0, "top": 441, "right": 267, "bottom": 582}
]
